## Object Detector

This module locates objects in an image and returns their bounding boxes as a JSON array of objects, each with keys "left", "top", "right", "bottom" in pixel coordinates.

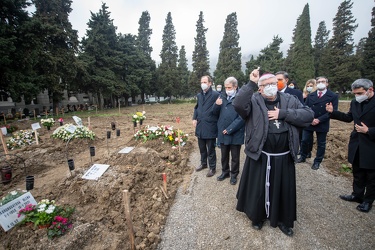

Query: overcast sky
[{"left": 69, "top": 0, "right": 373, "bottom": 70}]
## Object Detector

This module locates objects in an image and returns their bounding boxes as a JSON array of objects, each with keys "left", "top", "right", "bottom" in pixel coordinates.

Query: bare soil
[{"left": 0, "top": 101, "right": 352, "bottom": 249}]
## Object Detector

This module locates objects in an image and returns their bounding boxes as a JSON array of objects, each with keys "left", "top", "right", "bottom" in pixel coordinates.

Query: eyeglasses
[{"left": 258, "top": 82, "right": 277, "bottom": 88}]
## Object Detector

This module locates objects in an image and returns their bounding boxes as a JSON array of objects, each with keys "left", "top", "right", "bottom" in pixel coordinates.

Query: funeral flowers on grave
[
  {"left": 51, "top": 124, "right": 95, "bottom": 141},
  {"left": 133, "top": 125, "right": 188, "bottom": 146},
  {"left": 41, "top": 118, "right": 55, "bottom": 128},
  {"left": 0, "top": 189, "right": 27, "bottom": 206},
  {"left": 18, "top": 199, "right": 75, "bottom": 238},
  {"left": 132, "top": 111, "right": 146, "bottom": 123},
  {"left": 6, "top": 130, "right": 37, "bottom": 150}
]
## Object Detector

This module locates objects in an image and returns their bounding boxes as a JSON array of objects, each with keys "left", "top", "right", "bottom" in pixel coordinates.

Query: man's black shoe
[
  {"left": 339, "top": 194, "right": 363, "bottom": 203},
  {"left": 311, "top": 162, "right": 320, "bottom": 170},
  {"left": 217, "top": 173, "right": 230, "bottom": 181},
  {"left": 296, "top": 157, "right": 306, "bottom": 163},
  {"left": 356, "top": 202, "right": 373, "bottom": 213},
  {"left": 278, "top": 223, "right": 293, "bottom": 236},
  {"left": 195, "top": 164, "right": 208, "bottom": 172},
  {"left": 251, "top": 221, "right": 264, "bottom": 230},
  {"left": 230, "top": 176, "right": 237, "bottom": 185},
  {"left": 306, "top": 152, "right": 312, "bottom": 158}
]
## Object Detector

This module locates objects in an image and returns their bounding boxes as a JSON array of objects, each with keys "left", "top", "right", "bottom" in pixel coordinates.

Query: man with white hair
[
  {"left": 233, "top": 69, "right": 314, "bottom": 236},
  {"left": 326, "top": 79, "right": 375, "bottom": 213}
]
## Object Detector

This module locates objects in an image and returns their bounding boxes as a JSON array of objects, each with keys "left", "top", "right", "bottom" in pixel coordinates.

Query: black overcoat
[
  {"left": 193, "top": 87, "right": 220, "bottom": 139},
  {"left": 330, "top": 97, "right": 375, "bottom": 169}
]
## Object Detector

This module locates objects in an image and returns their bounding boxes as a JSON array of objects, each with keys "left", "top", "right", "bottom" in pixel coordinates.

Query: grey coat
[{"left": 233, "top": 81, "right": 314, "bottom": 161}]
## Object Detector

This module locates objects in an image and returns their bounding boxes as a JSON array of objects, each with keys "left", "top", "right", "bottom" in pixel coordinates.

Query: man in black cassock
[{"left": 233, "top": 70, "right": 314, "bottom": 236}]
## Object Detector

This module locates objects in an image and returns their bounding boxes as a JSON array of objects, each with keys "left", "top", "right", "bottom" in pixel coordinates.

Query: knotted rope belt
[{"left": 261, "top": 150, "right": 290, "bottom": 218}]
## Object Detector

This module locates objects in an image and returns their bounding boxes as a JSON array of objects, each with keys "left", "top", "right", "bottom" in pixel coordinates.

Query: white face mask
[
  {"left": 216, "top": 87, "right": 222, "bottom": 92},
  {"left": 355, "top": 92, "right": 368, "bottom": 103},
  {"left": 226, "top": 89, "right": 235, "bottom": 97},
  {"left": 317, "top": 83, "right": 326, "bottom": 90},
  {"left": 306, "top": 86, "right": 313, "bottom": 92},
  {"left": 263, "top": 85, "right": 278, "bottom": 97},
  {"left": 289, "top": 85, "right": 295, "bottom": 89},
  {"left": 201, "top": 83, "right": 208, "bottom": 91}
]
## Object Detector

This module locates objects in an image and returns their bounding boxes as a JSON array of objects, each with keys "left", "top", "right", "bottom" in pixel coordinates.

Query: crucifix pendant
[{"left": 274, "top": 120, "right": 280, "bottom": 129}]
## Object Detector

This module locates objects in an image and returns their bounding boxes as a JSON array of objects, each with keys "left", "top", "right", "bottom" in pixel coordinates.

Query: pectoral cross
[{"left": 273, "top": 120, "right": 280, "bottom": 129}]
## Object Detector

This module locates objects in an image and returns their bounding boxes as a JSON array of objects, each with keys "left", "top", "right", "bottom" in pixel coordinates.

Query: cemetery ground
[{"left": 0, "top": 101, "right": 374, "bottom": 249}]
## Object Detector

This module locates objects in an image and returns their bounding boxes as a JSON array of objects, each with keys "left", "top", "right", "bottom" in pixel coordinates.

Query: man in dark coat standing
[
  {"left": 275, "top": 71, "right": 304, "bottom": 104},
  {"left": 212, "top": 77, "right": 245, "bottom": 185},
  {"left": 326, "top": 79, "right": 375, "bottom": 213},
  {"left": 193, "top": 75, "right": 220, "bottom": 177},
  {"left": 234, "top": 70, "right": 314, "bottom": 237},
  {"left": 297, "top": 76, "right": 338, "bottom": 170}
]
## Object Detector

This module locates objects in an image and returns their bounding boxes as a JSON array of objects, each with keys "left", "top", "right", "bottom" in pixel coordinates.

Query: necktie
[
  {"left": 227, "top": 96, "right": 231, "bottom": 101},
  {"left": 318, "top": 92, "right": 322, "bottom": 98}
]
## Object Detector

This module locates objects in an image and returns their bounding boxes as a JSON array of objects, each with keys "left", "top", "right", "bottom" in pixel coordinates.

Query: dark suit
[
  {"left": 330, "top": 96, "right": 375, "bottom": 203},
  {"left": 300, "top": 89, "right": 338, "bottom": 164},
  {"left": 193, "top": 87, "right": 220, "bottom": 169},
  {"left": 285, "top": 87, "right": 304, "bottom": 104}
]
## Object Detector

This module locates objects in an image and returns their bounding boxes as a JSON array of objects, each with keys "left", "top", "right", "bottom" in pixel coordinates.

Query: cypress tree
[
  {"left": 214, "top": 12, "right": 244, "bottom": 86},
  {"left": 190, "top": 11, "right": 210, "bottom": 93},
  {"left": 284, "top": 4, "right": 315, "bottom": 86},
  {"left": 177, "top": 46, "right": 190, "bottom": 98},
  {"left": 157, "top": 12, "right": 179, "bottom": 98},
  {"left": 363, "top": 6, "right": 375, "bottom": 81},
  {"left": 313, "top": 21, "right": 330, "bottom": 77}
]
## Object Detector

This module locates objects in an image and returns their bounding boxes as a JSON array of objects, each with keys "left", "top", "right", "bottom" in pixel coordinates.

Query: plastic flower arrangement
[
  {"left": 18, "top": 199, "right": 74, "bottom": 235},
  {"left": 51, "top": 124, "right": 95, "bottom": 141},
  {"left": 134, "top": 125, "right": 188, "bottom": 146},
  {"left": 132, "top": 111, "right": 146, "bottom": 123},
  {"left": 0, "top": 189, "right": 27, "bottom": 206},
  {"left": 40, "top": 118, "right": 55, "bottom": 128},
  {"left": 6, "top": 130, "right": 37, "bottom": 150}
]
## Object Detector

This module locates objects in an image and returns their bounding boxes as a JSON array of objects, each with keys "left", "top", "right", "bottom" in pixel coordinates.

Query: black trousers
[
  {"left": 220, "top": 144, "right": 241, "bottom": 177},
  {"left": 198, "top": 138, "right": 216, "bottom": 170},
  {"left": 352, "top": 151, "right": 375, "bottom": 203}
]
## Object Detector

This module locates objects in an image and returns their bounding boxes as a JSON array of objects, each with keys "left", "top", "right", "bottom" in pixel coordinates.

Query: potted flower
[
  {"left": 0, "top": 190, "right": 27, "bottom": 206},
  {"left": 58, "top": 118, "right": 64, "bottom": 126},
  {"left": 132, "top": 111, "right": 146, "bottom": 126},
  {"left": 47, "top": 215, "right": 73, "bottom": 239},
  {"left": 40, "top": 118, "right": 55, "bottom": 130},
  {"left": 18, "top": 199, "right": 74, "bottom": 231}
]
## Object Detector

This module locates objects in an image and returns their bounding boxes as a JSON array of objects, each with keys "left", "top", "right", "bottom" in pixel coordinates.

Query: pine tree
[
  {"left": 214, "top": 12, "right": 244, "bottom": 86},
  {"left": 157, "top": 12, "right": 179, "bottom": 98},
  {"left": 284, "top": 4, "right": 315, "bottom": 86},
  {"left": 32, "top": 0, "right": 79, "bottom": 110},
  {"left": 137, "top": 11, "right": 155, "bottom": 103},
  {"left": 321, "top": 0, "right": 359, "bottom": 93},
  {"left": 177, "top": 45, "right": 190, "bottom": 97},
  {"left": 313, "top": 21, "right": 330, "bottom": 77},
  {"left": 79, "top": 3, "right": 120, "bottom": 109},
  {"left": 363, "top": 6, "right": 375, "bottom": 81},
  {"left": 245, "top": 36, "right": 284, "bottom": 75},
  {"left": 190, "top": 11, "right": 210, "bottom": 94}
]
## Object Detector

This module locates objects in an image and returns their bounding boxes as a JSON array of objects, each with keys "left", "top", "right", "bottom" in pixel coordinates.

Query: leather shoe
[
  {"left": 311, "top": 162, "right": 320, "bottom": 170},
  {"left": 278, "top": 223, "right": 293, "bottom": 236},
  {"left": 356, "top": 202, "right": 372, "bottom": 213},
  {"left": 217, "top": 173, "right": 230, "bottom": 181},
  {"left": 296, "top": 157, "right": 306, "bottom": 163},
  {"left": 251, "top": 221, "right": 264, "bottom": 230},
  {"left": 339, "top": 194, "right": 363, "bottom": 203},
  {"left": 230, "top": 176, "right": 237, "bottom": 185},
  {"left": 195, "top": 164, "right": 207, "bottom": 172},
  {"left": 206, "top": 169, "right": 216, "bottom": 177}
]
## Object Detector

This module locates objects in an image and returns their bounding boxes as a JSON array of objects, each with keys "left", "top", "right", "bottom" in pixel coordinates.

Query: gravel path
[{"left": 157, "top": 147, "right": 375, "bottom": 250}]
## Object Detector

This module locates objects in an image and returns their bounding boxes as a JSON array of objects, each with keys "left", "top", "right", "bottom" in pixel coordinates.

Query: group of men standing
[{"left": 192, "top": 69, "right": 375, "bottom": 237}]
